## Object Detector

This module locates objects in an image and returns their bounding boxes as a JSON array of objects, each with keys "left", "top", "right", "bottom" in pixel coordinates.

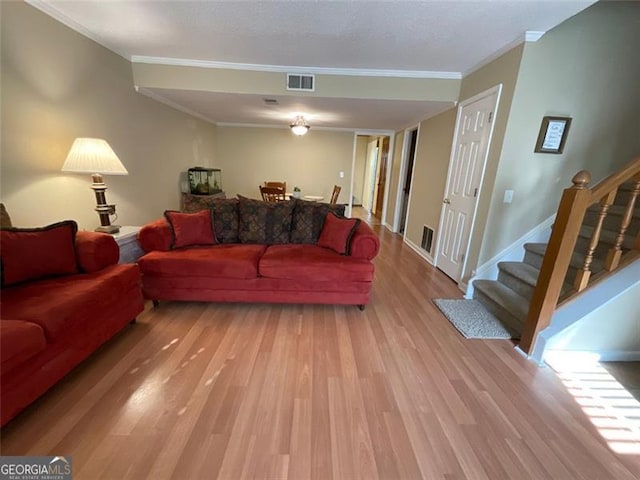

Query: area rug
[{"left": 433, "top": 299, "right": 515, "bottom": 339}]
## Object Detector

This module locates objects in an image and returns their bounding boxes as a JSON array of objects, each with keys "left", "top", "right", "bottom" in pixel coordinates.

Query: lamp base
[{"left": 95, "top": 224, "right": 121, "bottom": 234}]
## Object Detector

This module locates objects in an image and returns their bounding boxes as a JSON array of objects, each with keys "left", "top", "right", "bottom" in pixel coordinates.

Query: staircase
[{"left": 472, "top": 171, "right": 640, "bottom": 345}]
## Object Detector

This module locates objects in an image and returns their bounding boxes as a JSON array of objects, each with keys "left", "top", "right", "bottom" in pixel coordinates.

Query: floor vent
[
  {"left": 287, "top": 73, "right": 315, "bottom": 92},
  {"left": 421, "top": 225, "right": 434, "bottom": 253}
]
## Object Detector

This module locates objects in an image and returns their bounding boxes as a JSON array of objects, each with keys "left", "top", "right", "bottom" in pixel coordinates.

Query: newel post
[{"left": 520, "top": 170, "right": 593, "bottom": 354}]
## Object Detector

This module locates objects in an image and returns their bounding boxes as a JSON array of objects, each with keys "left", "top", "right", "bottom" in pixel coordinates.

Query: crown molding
[
  {"left": 131, "top": 56, "right": 462, "bottom": 80},
  {"left": 26, "top": 0, "right": 130, "bottom": 60},
  {"left": 525, "top": 31, "right": 546, "bottom": 42},
  {"left": 216, "top": 122, "right": 361, "bottom": 133},
  {"left": 463, "top": 30, "right": 546, "bottom": 77},
  {"left": 135, "top": 87, "right": 216, "bottom": 125}
]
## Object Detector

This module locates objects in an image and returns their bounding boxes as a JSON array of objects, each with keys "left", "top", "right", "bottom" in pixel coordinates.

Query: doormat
[{"left": 433, "top": 299, "right": 517, "bottom": 339}]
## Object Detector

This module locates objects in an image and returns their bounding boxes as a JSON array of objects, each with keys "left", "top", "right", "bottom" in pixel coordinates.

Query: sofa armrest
[
  {"left": 138, "top": 218, "right": 172, "bottom": 253},
  {"left": 75, "top": 231, "right": 119, "bottom": 272},
  {"left": 350, "top": 222, "right": 380, "bottom": 260}
]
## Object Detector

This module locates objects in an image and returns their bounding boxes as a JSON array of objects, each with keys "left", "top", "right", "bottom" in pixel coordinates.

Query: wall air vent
[
  {"left": 287, "top": 73, "right": 315, "bottom": 92},
  {"left": 421, "top": 225, "right": 434, "bottom": 254},
  {"left": 263, "top": 98, "right": 279, "bottom": 105}
]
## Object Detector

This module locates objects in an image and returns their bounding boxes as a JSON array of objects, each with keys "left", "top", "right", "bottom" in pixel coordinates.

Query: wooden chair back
[
  {"left": 330, "top": 185, "right": 341, "bottom": 205},
  {"left": 264, "top": 181, "right": 286, "bottom": 191},
  {"left": 260, "top": 185, "right": 286, "bottom": 202}
]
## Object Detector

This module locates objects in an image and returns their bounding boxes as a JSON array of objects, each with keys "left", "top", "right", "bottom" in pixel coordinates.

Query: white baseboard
[
  {"left": 384, "top": 222, "right": 395, "bottom": 232},
  {"left": 403, "top": 237, "right": 434, "bottom": 265},
  {"left": 464, "top": 213, "right": 556, "bottom": 298},
  {"left": 544, "top": 349, "right": 640, "bottom": 364}
]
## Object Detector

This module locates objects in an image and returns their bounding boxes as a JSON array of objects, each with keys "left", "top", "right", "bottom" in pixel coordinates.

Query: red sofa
[
  {"left": 137, "top": 198, "right": 380, "bottom": 308},
  {"left": 0, "top": 224, "right": 144, "bottom": 426}
]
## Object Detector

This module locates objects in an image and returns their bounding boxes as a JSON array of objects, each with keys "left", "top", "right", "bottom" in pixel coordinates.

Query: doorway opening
[
  {"left": 353, "top": 134, "right": 391, "bottom": 222},
  {"left": 398, "top": 128, "right": 418, "bottom": 234}
]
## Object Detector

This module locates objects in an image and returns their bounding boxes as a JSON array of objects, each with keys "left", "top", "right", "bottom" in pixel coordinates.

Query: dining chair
[
  {"left": 264, "top": 181, "right": 286, "bottom": 191},
  {"left": 260, "top": 185, "right": 286, "bottom": 202},
  {"left": 330, "top": 185, "right": 341, "bottom": 205}
]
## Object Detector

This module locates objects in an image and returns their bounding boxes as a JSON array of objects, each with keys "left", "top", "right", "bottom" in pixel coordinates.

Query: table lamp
[{"left": 61, "top": 137, "right": 128, "bottom": 234}]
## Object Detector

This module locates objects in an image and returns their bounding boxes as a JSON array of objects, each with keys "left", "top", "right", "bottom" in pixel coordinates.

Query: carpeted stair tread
[
  {"left": 523, "top": 242, "right": 605, "bottom": 274},
  {"left": 587, "top": 203, "right": 640, "bottom": 218},
  {"left": 578, "top": 224, "right": 636, "bottom": 250},
  {"left": 498, "top": 261, "right": 539, "bottom": 287},
  {"left": 473, "top": 280, "right": 528, "bottom": 330}
]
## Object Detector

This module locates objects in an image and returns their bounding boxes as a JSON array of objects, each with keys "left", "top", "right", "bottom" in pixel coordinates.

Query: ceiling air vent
[{"left": 287, "top": 73, "right": 315, "bottom": 92}]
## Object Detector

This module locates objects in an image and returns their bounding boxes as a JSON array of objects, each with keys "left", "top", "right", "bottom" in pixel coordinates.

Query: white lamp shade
[{"left": 61, "top": 138, "right": 128, "bottom": 175}]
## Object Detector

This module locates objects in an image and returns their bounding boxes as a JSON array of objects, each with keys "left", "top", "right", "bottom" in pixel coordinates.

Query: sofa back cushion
[
  {"left": 211, "top": 198, "right": 240, "bottom": 243},
  {"left": 0, "top": 220, "right": 78, "bottom": 286},
  {"left": 238, "top": 196, "right": 295, "bottom": 244},
  {"left": 165, "top": 210, "right": 217, "bottom": 249},
  {"left": 0, "top": 203, "right": 12, "bottom": 228},
  {"left": 317, "top": 213, "right": 361, "bottom": 255},
  {"left": 290, "top": 199, "right": 346, "bottom": 244}
]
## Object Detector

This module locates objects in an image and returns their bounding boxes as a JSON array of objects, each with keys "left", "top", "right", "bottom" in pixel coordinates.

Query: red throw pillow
[
  {"left": 0, "top": 220, "right": 78, "bottom": 286},
  {"left": 164, "top": 210, "right": 217, "bottom": 249},
  {"left": 317, "top": 213, "right": 361, "bottom": 255}
]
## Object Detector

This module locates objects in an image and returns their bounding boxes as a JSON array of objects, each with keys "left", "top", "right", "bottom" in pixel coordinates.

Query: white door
[{"left": 436, "top": 87, "right": 500, "bottom": 282}]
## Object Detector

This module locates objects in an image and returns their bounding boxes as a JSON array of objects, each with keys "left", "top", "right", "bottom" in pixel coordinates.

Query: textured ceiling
[{"left": 30, "top": 0, "right": 596, "bottom": 130}]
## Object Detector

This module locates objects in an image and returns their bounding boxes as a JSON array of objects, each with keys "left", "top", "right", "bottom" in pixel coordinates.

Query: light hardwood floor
[{"left": 1, "top": 222, "right": 639, "bottom": 479}]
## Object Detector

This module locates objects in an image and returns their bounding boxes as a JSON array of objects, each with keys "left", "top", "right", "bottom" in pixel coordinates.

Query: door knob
[{"left": 443, "top": 198, "right": 451, "bottom": 204}]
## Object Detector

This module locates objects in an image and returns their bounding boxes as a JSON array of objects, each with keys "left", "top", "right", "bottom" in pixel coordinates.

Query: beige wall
[
  {"left": 214, "top": 127, "right": 353, "bottom": 202},
  {"left": 133, "top": 63, "right": 461, "bottom": 102},
  {"left": 384, "top": 130, "right": 405, "bottom": 227},
  {"left": 353, "top": 136, "right": 368, "bottom": 205},
  {"left": 1, "top": 2, "right": 217, "bottom": 229},
  {"left": 476, "top": 0, "right": 640, "bottom": 269},
  {"left": 405, "top": 109, "right": 457, "bottom": 252},
  {"left": 457, "top": 45, "right": 524, "bottom": 280}
]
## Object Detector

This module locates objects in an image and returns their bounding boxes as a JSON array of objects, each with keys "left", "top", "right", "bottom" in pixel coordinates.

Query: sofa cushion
[
  {"left": 165, "top": 210, "right": 217, "bottom": 248},
  {"left": 0, "top": 220, "right": 78, "bottom": 287},
  {"left": 259, "top": 245, "right": 374, "bottom": 282},
  {"left": 238, "top": 196, "right": 295, "bottom": 244},
  {"left": 75, "top": 231, "right": 119, "bottom": 273},
  {"left": 138, "top": 244, "right": 266, "bottom": 279},
  {"left": 0, "top": 320, "right": 47, "bottom": 375},
  {"left": 0, "top": 264, "right": 140, "bottom": 341},
  {"left": 317, "top": 213, "right": 361, "bottom": 255},
  {"left": 211, "top": 198, "right": 240, "bottom": 244},
  {"left": 290, "top": 199, "right": 346, "bottom": 244}
]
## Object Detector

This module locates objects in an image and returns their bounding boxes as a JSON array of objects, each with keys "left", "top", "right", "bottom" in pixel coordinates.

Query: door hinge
[
  {"left": 488, "top": 112, "right": 493, "bottom": 124},
  {"left": 474, "top": 187, "right": 478, "bottom": 197}
]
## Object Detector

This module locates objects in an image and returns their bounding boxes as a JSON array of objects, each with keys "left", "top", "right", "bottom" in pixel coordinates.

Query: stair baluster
[
  {"left": 604, "top": 176, "right": 640, "bottom": 271},
  {"left": 574, "top": 190, "right": 616, "bottom": 291}
]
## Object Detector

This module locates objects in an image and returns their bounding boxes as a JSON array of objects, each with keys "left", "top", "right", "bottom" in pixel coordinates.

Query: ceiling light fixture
[{"left": 290, "top": 115, "right": 310, "bottom": 136}]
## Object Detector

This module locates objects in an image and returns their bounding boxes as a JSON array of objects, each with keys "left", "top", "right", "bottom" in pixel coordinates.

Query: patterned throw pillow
[
  {"left": 0, "top": 203, "right": 12, "bottom": 228},
  {"left": 238, "top": 196, "right": 295, "bottom": 244},
  {"left": 290, "top": 199, "right": 346, "bottom": 244},
  {"left": 211, "top": 198, "right": 240, "bottom": 243}
]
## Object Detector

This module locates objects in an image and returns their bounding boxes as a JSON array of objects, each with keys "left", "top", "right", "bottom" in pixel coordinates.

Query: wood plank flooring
[{"left": 2, "top": 221, "right": 639, "bottom": 479}]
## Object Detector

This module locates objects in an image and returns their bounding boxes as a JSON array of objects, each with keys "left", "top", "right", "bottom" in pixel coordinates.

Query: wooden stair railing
[{"left": 520, "top": 156, "right": 640, "bottom": 354}]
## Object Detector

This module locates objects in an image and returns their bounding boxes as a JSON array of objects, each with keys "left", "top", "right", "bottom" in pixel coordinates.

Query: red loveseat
[
  {"left": 0, "top": 222, "right": 144, "bottom": 426},
  {"left": 137, "top": 198, "right": 380, "bottom": 308}
]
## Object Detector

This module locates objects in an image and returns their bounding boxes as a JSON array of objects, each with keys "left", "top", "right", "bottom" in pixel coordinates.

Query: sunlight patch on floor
[{"left": 545, "top": 351, "right": 640, "bottom": 455}]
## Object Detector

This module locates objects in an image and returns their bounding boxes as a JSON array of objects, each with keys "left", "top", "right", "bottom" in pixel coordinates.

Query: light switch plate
[{"left": 503, "top": 190, "right": 514, "bottom": 203}]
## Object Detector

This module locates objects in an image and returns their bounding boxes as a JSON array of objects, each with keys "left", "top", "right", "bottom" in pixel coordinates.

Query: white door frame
[
  {"left": 433, "top": 84, "right": 502, "bottom": 285},
  {"left": 349, "top": 130, "right": 395, "bottom": 220},
  {"left": 392, "top": 125, "right": 419, "bottom": 233}
]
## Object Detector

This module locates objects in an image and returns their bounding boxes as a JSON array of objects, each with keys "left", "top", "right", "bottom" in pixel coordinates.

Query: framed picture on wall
[{"left": 534, "top": 116, "right": 572, "bottom": 154}]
